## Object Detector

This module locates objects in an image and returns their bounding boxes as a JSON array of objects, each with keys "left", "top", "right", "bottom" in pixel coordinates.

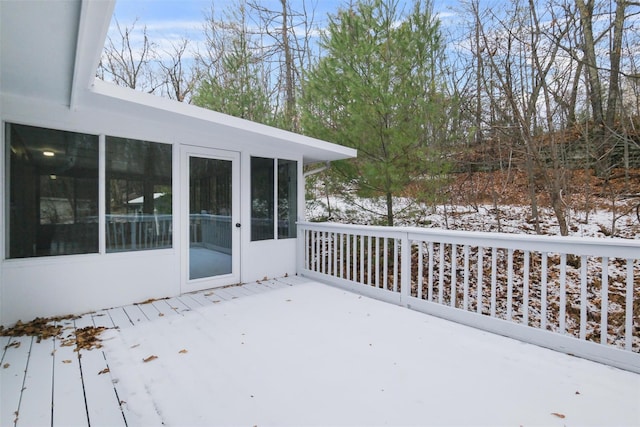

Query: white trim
[{"left": 98, "top": 134, "right": 106, "bottom": 254}]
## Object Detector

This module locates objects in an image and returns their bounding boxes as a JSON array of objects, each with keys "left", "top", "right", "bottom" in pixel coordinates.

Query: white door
[{"left": 182, "top": 147, "right": 240, "bottom": 291}]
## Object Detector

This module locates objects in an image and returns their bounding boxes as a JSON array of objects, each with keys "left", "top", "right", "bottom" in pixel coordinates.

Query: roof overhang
[{"left": 0, "top": 0, "right": 356, "bottom": 165}]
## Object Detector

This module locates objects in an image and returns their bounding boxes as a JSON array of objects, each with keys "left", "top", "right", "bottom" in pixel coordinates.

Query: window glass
[
  {"left": 105, "top": 137, "right": 172, "bottom": 252},
  {"left": 278, "top": 159, "right": 297, "bottom": 239},
  {"left": 6, "top": 123, "right": 99, "bottom": 258},
  {"left": 250, "top": 157, "right": 274, "bottom": 241}
]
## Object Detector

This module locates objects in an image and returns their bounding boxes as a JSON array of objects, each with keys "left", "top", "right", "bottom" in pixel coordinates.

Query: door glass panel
[{"left": 189, "top": 157, "right": 233, "bottom": 280}]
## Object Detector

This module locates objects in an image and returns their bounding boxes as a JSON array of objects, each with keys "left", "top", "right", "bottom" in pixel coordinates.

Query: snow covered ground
[
  {"left": 102, "top": 281, "right": 640, "bottom": 426},
  {"left": 306, "top": 196, "right": 640, "bottom": 239}
]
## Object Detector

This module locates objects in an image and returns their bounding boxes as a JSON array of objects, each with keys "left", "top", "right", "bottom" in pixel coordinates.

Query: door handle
[{"left": 235, "top": 223, "right": 241, "bottom": 228}]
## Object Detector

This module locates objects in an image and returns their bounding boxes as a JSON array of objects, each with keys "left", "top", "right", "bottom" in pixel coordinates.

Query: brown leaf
[
  {"left": 551, "top": 413, "right": 566, "bottom": 419},
  {"left": 3, "top": 363, "right": 9, "bottom": 369},
  {"left": 178, "top": 349, "right": 188, "bottom": 354},
  {"left": 62, "top": 360, "right": 72, "bottom": 364},
  {"left": 158, "top": 313, "right": 165, "bottom": 317},
  {"left": 143, "top": 355, "right": 158, "bottom": 363},
  {"left": 98, "top": 368, "right": 110, "bottom": 375}
]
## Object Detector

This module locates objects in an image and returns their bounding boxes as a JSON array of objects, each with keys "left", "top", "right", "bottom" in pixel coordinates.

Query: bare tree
[
  {"left": 158, "top": 38, "right": 200, "bottom": 102},
  {"left": 99, "top": 18, "right": 162, "bottom": 93},
  {"left": 247, "top": 0, "right": 317, "bottom": 131}
]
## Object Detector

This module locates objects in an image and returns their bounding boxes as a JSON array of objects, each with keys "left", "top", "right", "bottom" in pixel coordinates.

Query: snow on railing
[{"left": 298, "top": 221, "right": 640, "bottom": 373}]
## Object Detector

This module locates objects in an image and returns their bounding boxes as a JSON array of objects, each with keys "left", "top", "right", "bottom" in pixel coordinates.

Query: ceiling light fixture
[{"left": 43, "top": 151, "right": 55, "bottom": 157}]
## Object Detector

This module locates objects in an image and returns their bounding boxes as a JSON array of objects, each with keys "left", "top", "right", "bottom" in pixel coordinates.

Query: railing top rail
[{"left": 298, "top": 221, "right": 640, "bottom": 258}]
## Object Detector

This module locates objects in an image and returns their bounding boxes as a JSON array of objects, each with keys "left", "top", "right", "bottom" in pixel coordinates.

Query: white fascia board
[
  {"left": 70, "top": 0, "right": 116, "bottom": 109},
  {"left": 85, "top": 79, "right": 357, "bottom": 164}
]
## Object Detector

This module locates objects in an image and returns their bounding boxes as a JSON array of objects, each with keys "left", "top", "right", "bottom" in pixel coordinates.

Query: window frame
[
  {"left": 3, "top": 122, "right": 175, "bottom": 260},
  {"left": 250, "top": 156, "right": 298, "bottom": 242},
  {"left": 105, "top": 136, "right": 173, "bottom": 253},
  {"left": 5, "top": 123, "right": 100, "bottom": 259}
]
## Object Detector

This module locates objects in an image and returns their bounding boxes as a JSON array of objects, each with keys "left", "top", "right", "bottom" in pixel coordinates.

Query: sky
[{"left": 107, "top": 0, "right": 469, "bottom": 59}]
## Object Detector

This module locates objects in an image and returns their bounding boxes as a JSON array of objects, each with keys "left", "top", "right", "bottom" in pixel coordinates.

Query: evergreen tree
[{"left": 301, "top": 0, "right": 451, "bottom": 225}]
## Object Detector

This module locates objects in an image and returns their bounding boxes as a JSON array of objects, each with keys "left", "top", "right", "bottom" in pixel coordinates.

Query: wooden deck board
[
  {"left": 136, "top": 302, "right": 163, "bottom": 320},
  {"left": 260, "top": 279, "right": 289, "bottom": 289},
  {"left": 1, "top": 336, "right": 33, "bottom": 427},
  {"left": 276, "top": 275, "right": 308, "bottom": 286},
  {"left": 16, "top": 338, "right": 54, "bottom": 426},
  {"left": 0, "top": 277, "right": 298, "bottom": 426},
  {"left": 201, "top": 289, "right": 224, "bottom": 303},
  {"left": 211, "top": 287, "right": 237, "bottom": 300},
  {"left": 74, "top": 315, "right": 126, "bottom": 426},
  {"left": 164, "top": 297, "right": 193, "bottom": 314},
  {"left": 180, "top": 293, "right": 209, "bottom": 307},
  {"left": 91, "top": 312, "right": 115, "bottom": 329},
  {"left": 241, "top": 282, "right": 274, "bottom": 295},
  {"left": 107, "top": 308, "right": 134, "bottom": 329},
  {"left": 51, "top": 328, "right": 88, "bottom": 427},
  {"left": 0, "top": 336, "right": 11, "bottom": 363},
  {"left": 122, "top": 305, "right": 148, "bottom": 324}
]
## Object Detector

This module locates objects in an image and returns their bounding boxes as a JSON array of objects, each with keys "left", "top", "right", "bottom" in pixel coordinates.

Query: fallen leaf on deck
[
  {"left": 158, "top": 313, "right": 165, "bottom": 317},
  {"left": 98, "top": 368, "right": 110, "bottom": 375},
  {"left": 3, "top": 363, "right": 9, "bottom": 369},
  {"left": 62, "top": 360, "right": 72, "bottom": 364},
  {"left": 551, "top": 413, "right": 566, "bottom": 419},
  {"left": 74, "top": 326, "right": 107, "bottom": 351},
  {"left": 178, "top": 349, "right": 188, "bottom": 354},
  {"left": 143, "top": 355, "right": 158, "bottom": 363},
  {"left": 8, "top": 341, "right": 21, "bottom": 349}
]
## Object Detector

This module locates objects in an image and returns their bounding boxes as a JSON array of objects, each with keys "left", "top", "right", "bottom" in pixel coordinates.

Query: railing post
[{"left": 400, "top": 231, "right": 410, "bottom": 307}]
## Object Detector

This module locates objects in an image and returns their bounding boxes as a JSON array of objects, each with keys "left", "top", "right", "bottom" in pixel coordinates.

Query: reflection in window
[
  {"left": 189, "top": 157, "right": 233, "bottom": 279},
  {"left": 106, "top": 137, "right": 172, "bottom": 252},
  {"left": 250, "top": 157, "right": 274, "bottom": 241},
  {"left": 250, "top": 157, "right": 297, "bottom": 241},
  {"left": 6, "top": 123, "right": 99, "bottom": 258},
  {"left": 278, "top": 159, "right": 297, "bottom": 239}
]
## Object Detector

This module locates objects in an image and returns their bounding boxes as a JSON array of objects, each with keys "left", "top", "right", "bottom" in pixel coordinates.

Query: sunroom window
[
  {"left": 106, "top": 137, "right": 172, "bottom": 252},
  {"left": 250, "top": 157, "right": 297, "bottom": 241},
  {"left": 6, "top": 123, "right": 99, "bottom": 258},
  {"left": 278, "top": 159, "right": 297, "bottom": 239}
]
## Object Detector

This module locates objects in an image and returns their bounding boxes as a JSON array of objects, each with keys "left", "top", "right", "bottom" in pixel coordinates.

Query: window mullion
[
  {"left": 273, "top": 158, "right": 278, "bottom": 241},
  {"left": 99, "top": 134, "right": 106, "bottom": 254}
]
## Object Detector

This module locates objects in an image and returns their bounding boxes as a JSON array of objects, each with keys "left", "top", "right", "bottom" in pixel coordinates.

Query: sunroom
[{"left": 0, "top": 0, "right": 355, "bottom": 326}]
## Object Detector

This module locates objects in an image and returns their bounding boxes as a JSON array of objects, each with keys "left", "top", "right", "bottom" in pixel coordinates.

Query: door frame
[{"left": 180, "top": 145, "right": 241, "bottom": 293}]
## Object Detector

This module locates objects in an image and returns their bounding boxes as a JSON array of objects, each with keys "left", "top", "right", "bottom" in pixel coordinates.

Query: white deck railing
[
  {"left": 298, "top": 222, "right": 640, "bottom": 373},
  {"left": 106, "top": 214, "right": 172, "bottom": 251}
]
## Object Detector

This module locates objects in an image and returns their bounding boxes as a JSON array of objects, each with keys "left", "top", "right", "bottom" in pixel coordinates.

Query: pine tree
[{"left": 301, "top": 0, "right": 450, "bottom": 226}]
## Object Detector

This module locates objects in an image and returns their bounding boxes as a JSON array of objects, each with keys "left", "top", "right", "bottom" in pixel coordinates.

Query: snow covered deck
[{"left": 2, "top": 277, "right": 639, "bottom": 426}]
